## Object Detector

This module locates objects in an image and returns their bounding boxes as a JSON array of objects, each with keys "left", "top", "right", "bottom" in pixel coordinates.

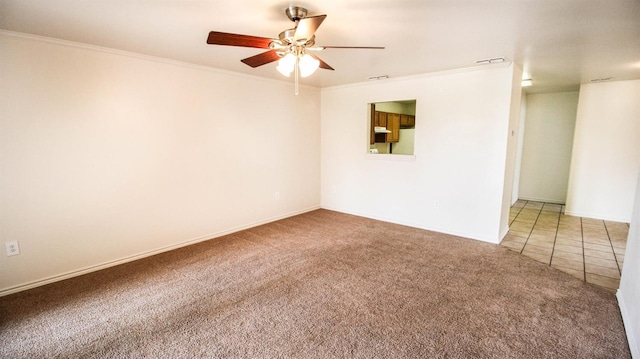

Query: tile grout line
[
  {"left": 508, "top": 200, "right": 528, "bottom": 251},
  {"left": 507, "top": 201, "right": 629, "bottom": 290},
  {"left": 547, "top": 203, "right": 562, "bottom": 267},
  {"left": 509, "top": 200, "right": 526, "bottom": 227},
  {"left": 515, "top": 200, "right": 534, "bottom": 253},
  {"left": 520, "top": 202, "right": 543, "bottom": 255},
  {"left": 602, "top": 220, "right": 622, "bottom": 275}
]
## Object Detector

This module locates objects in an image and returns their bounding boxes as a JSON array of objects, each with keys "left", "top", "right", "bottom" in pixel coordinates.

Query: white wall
[
  {"left": 498, "top": 66, "right": 524, "bottom": 237},
  {"left": 565, "top": 80, "right": 640, "bottom": 222},
  {"left": 618, "top": 169, "right": 640, "bottom": 358},
  {"left": 0, "top": 33, "right": 321, "bottom": 294},
  {"left": 518, "top": 91, "right": 579, "bottom": 203},
  {"left": 321, "top": 64, "right": 518, "bottom": 243},
  {"left": 511, "top": 91, "right": 527, "bottom": 204}
]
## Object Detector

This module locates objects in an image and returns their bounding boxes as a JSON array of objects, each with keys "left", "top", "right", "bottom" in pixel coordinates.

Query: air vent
[
  {"left": 476, "top": 57, "right": 505, "bottom": 65},
  {"left": 590, "top": 77, "right": 613, "bottom": 82}
]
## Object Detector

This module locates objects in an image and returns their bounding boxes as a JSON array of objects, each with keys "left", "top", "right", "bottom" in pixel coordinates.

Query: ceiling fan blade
[
  {"left": 207, "top": 31, "right": 274, "bottom": 49},
  {"left": 319, "top": 46, "right": 385, "bottom": 50},
  {"left": 293, "top": 15, "right": 326, "bottom": 42},
  {"left": 308, "top": 54, "right": 334, "bottom": 71},
  {"left": 240, "top": 50, "right": 281, "bottom": 68}
]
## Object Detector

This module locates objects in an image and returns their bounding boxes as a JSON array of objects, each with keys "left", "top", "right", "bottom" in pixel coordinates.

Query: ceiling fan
[{"left": 206, "top": 6, "right": 384, "bottom": 94}]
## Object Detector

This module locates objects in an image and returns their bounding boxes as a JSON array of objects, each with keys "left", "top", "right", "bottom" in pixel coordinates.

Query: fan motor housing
[
  {"left": 276, "top": 29, "right": 315, "bottom": 48},
  {"left": 285, "top": 6, "right": 308, "bottom": 22}
]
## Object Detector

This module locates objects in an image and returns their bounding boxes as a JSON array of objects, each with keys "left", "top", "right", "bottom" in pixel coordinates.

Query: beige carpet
[{"left": 0, "top": 209, "right": 630, "bottom": 358}]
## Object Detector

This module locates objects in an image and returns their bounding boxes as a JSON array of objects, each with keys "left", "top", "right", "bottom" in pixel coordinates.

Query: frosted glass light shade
[
  {"left": 277, "top": 53, "right": 296, "bottom": 77},
  {"left": 299, "top": 54, "right": 319, "bottom": 77}
]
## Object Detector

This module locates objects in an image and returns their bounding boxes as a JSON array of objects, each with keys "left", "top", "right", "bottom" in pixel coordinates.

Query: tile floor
[{"left": 502, "top": 200, "right": 629, "bottom": 292}]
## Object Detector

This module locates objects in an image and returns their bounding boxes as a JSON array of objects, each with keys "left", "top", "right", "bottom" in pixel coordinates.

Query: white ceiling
[{"left": 1, "top": 0, "right": 639, "bottom": 93}]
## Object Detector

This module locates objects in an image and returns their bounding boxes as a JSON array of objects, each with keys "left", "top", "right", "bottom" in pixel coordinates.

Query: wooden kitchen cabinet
[
  {"left": 376, "top": 111, "right": 387, "bottom": 127},
  {"left": 370, "top": 104, "right": 376, "bottom": 144},
  {"left": 371, "top": 110, "right": 402, "bottom": 143},
  {"left": 400, "top": 114, "right": 415, "bottom": 127},
  {"left": 386, "top": 113, "right": 400, "bottom": 142},
  {"left": 372, "top": 110, "right": 389, "bottom": 144},
  {"left": 371, "top": 109, "right": 412, "bottom": 144}
]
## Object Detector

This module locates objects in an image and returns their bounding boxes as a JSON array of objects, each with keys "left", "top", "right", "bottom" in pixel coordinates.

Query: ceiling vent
[{"left": 476, "top": 57, "right": 506, "bottom": 65}]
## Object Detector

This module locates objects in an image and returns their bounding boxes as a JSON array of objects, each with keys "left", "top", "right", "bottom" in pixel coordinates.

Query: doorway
[{"left": 516, "top": 91, "right": 580, "bottom": 204}]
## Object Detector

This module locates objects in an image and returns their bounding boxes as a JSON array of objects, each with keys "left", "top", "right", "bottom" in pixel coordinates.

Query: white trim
[
  {"left": 322, "top": 61, "right": 513, "bottom": 93},
  {"left": 563, "top": 210, "right": 630, "bottom": 224},
  {"left": 0, "top": 30, "right": 319, "bottom": 91},
  {"left": 0, "top": 206, "right": 320, "bottom": 297},
  {"left": 517, "top": 196, "right": 566, "bottom": 205},
  {"left": 617, "top": 290, "right": 639, "bottom": 358},
  {"left": 320, "top": 205, "right": 500, "bottom": 244}
]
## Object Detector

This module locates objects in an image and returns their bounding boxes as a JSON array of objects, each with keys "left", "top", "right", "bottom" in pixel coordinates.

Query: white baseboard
[
  {"left": 617, "top": 290, "right": 639, "bottom": 358},
  {"left": 320, "top": 205, "right": 500, "bottom": 244},
  {"left": 564, "top": 210, "right": 631, "bottom": 223},
  {"left": 517, "top": 196, "right": 565, "bottom": 205},
  {"left": 0, "top": 206, "right": 320, "bottom": 297}
]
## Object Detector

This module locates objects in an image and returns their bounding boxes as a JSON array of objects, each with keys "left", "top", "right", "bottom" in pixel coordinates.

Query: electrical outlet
[
  {"left": 434, "top": 200, "right": 440, "bottom": 209},
  {"left": 5, "top": 241, "right": 20, "bottom": 256}
]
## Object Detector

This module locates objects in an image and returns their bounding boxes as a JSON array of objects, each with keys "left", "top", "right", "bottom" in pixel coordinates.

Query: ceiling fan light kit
[
  {"left": 206, "top": 6, "right": 384, "bottom": 95},
  {"left": 276, "top": 53, "right": 296, "bottom": 77},
  {"left": 298, "top": 54, "right": 320, "bottom": 77}
]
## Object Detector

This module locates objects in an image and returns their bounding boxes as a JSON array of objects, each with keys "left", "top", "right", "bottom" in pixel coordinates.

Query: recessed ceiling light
[{"left": 521, "top": 79, "right": 533, "bottom": 87}]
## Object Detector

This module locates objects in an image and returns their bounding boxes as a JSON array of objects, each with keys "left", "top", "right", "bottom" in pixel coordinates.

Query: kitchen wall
[
  {"left": 518, "top": 91, "right": 579, "bottom": 203},
  {"left": 565, "top": 80, "right": 640, "bottom": 222},
  {"left": 374, "top": 101, "right": 416, "bottom": 115},
  {"left": 0, "top": 32, "right": 321, "bottom": 294},
  {"left": 391, "top": 129, "right": 415, "bottom": 155},
  {"left": 321, "top": 63, "right": 520, "bottom": 243}
]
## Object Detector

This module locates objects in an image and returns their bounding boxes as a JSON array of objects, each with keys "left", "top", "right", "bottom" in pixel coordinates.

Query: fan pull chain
[{"left": 295, "top": 55, "right": 300, "bottom": 95}]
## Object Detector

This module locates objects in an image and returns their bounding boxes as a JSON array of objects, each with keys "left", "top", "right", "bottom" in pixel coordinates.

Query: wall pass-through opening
[{"left": 368, "top": 100, "right": 416, "bottom": 155}]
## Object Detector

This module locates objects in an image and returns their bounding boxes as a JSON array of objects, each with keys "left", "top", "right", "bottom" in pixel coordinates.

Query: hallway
[{"left": 501, "top": 200, "right": 628, "bottom": 292}]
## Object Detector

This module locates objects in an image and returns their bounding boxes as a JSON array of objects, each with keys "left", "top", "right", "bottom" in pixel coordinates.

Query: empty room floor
[{"left": 501, "top": 200, "right": 628, "bottom": 292}]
